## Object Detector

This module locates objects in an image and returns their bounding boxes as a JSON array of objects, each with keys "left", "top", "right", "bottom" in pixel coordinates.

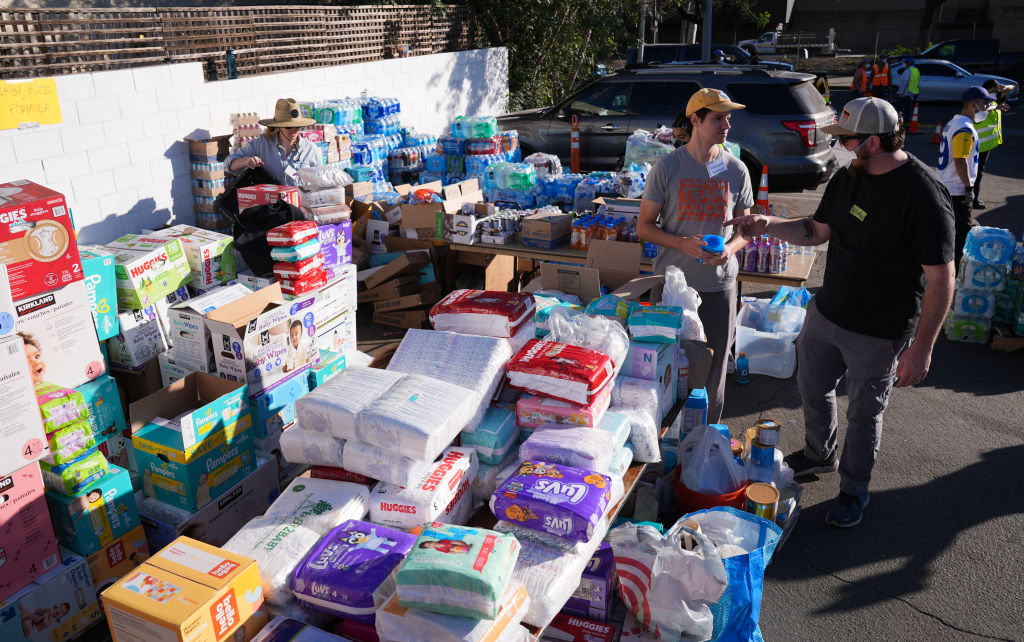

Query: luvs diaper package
[
  {"left": 491, "top": 462, "right": 611, "bottom": 542},
  {"left": 291, "top": 519, "right": 415, "bottom": 621},
  {"left": 395, "top": 522, "right": 520, "bottom": 620}
]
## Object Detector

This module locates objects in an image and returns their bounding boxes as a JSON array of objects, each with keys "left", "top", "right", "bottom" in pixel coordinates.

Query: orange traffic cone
[
  {"left": 930, "top": 122, "right": 942, "bottom": 144},
  {"left": 756, "top": 164, "right": 770, "bottom": 212},
  {"left": 908, "top": 102, "right": 920, "bottom": 134}
]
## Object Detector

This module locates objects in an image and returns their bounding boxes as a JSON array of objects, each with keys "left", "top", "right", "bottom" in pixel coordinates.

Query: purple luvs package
[
  {"left": 490, "top": 461, "right": 611, "bottom": 542},
  {"left": 291, "top": 519, "right": 416, "bottom": 621},
  {"left": 564, "top": 541, "right": 617, "bottom": 621}
]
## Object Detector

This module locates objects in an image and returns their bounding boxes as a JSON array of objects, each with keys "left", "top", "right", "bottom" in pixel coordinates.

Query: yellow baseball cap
[{"left": 686, "top": 88, "right": 746, "bottom": 116}]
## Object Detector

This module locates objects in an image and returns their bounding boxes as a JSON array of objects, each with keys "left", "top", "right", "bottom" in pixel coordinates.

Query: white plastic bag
[
  {"left": 679, "top": 426, "right": 745, "bottom": 495},
  {"left": 607, "top": 520, "right": 728, "bottom": 641},
  {"left": 298, "top": 164, "right": 355, "bottom": 189},
  {"left": 661, "top": 265, "right": 706, "bottom": 342},
  {"left": 547, "top": 306, "right": 630, "bottom": 375}
]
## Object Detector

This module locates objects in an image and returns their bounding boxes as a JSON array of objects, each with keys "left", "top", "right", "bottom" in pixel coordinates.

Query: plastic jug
[{"left": 681, "top": 388, "right": 709, "bottom": 441}]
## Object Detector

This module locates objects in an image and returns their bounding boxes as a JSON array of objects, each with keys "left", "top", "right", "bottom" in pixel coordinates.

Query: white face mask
[
  {"left": 832, "top": 137, "right": 870, "bottom": 169},
  {"left": 973, "top": 107, "right": 989, "bottom": 123}
]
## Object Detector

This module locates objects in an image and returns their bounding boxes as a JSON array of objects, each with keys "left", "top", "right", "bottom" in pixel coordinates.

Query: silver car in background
[{"left": 890, "top": 59, "right": 1019, "bottom": 102}]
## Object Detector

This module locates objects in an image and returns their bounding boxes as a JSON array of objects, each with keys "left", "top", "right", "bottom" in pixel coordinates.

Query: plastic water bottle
[
  {"left": 681, "top": 388, "right": 708, "bottom": 442},
  {"left": 736, "top": 352, "right": 750, "bottom": 384},
  {"left": 757, "top": 236, "right": 770, "bottom": 272},
  {"left": 677, "top": 351, "right": 690, "bottom": 400},
  {"left": 743, "top": 239, "right": 759, "bottom": 272},
  {"left": 781, "top": 241, "right": 789, "bottom": 271}
]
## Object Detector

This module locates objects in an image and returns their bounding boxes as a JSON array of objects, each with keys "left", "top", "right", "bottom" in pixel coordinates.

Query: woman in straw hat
[{"left": 226, "top": 98, "right": 322, "bottom": 185}]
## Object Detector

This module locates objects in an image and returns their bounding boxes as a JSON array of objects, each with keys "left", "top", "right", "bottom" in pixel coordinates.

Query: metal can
[
  {"left": 756, "top": 420, "right": 781, "bottom": 446},
  {"left": 745, "top": 482, "right": 780, "bottom": 521},
  {"left": 750, "top": 439, "right": 776, "bottom": 467},
  {"left": 744, "top": 426, "right": 758, "bottom": 458}
]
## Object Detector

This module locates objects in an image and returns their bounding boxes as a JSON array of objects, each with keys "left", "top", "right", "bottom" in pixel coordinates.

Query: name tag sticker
[
  {"left": 706, "top": 156, "right": 728, "bottom": 177},
  {"left": 850, "top": 204, "right": 867, "bottom": 221}
]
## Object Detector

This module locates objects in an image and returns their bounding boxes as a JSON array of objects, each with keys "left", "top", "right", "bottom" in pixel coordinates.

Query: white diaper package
[
  {"left": 342, "top": 440, "right": 433, "bottom": 487},
  {"left": 356, "top": 374, "right": 477, "bottom": 462},
  {"left": 471, "top": 449, "right": 520, "bottom": 507},
  {"left": 610, "top": 404, "right": 661, "bottom": 463},
  {"left": 224, "top": 516, "right": 324, "bottom": 606},
  {"left": 519, "top": 427, "right": 616, "bottom": 473},
  {"left": 266, "top": 477, "right": 370, "bottom": 536},
  {"left": 610, "top": 375, "right": 662, "bottom": 413},
  {"left": 608, "top": 445, "right": 634, "bottom": 478},
  {"left": 376, "top": 583, "right": 530, "bottom": 642},
  {"left": 295, "top": 367, "right": 404, "bottom": 440},
  {"left": 369, "top": 447, "right": 478, "bottom": 529},
  {"left": 597, "top": 410, "right": 632, "bottom": 451},
  {"left": 460, "top": 407, "right": 519, "bottom": 465},
  {"left": 280, "top": 426, "right": 345, "bottom": 467},
  {"left": 386, "top": 329, "right": 511, "bottom": 432}
]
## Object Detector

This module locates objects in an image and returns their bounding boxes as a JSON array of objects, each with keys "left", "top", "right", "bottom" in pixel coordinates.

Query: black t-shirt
[{"left": 813, "top": 154, "right": 955, "bottom": 340}]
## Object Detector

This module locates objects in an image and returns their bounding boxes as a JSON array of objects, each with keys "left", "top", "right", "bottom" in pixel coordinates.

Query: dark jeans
[
  {"left": 975, "top": 150, "right": 991, "bottom": 203},
  {"left": 951, "top": 192, "right": 973, "bottom": 265}
]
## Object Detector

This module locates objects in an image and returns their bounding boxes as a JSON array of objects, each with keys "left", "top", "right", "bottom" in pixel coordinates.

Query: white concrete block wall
[{"left": 0, "top": 47, "right": 509, "bottom": 245}]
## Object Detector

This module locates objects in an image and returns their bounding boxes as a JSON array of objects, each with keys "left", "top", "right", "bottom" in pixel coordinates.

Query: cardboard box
[
  {"left": 371, "top": 281, "right": 442, "bottom": 312},
  {"left": 357, "top": 274, "right": 420, "bottom": 303},
  {"left": 102, "top": 537, "right": 263, "bottom": 642},
  {"left": 85, "top": 524, "right": 150, "bottom": 594},
  {"left": 185, "top": 135, "right": 232, "bottom": 163},
  {"left": 373, "top": 309, "right": 430, "bottom": 329},
  {"left": 0, "top": 550, "right": 102, "bottom": 642},
  {"left": 0, "top": 463, "right": 62, "bottom": 602},
  {"left": 139, "top": 453, "right": 278, "bottom": 553},
  {"left": 110, "top": 356, "right": 164, "bottom": 406},
  {"left": 250, "top": 373, "right": 309, "bottom": 439},
  {"left": 108, "top": 306, "right": 170, "bottom": 369},
  {"left": 158, "top": 351, "right": 210, "bottom": 388},
  {"left": 621, "top": 340, "right": 679, "bottom": 420},
  {"left": 539, "top": 262, "right": 603, "bottom": 305},
  {"left": 79, "top": 245, "right": 119, "bottom": 341},
  {"left": 308, "top": 350, "right": 347, "bottom": 389},
  {"left": 0, "top": 264, "right": 14, "bottom": 338},
  {"left": 585, "top": 240, "right": 642, "bottom": 291},
  {"left": 205, "top": 285, "right": 318, "bottom": 396},
  {"left": 362, "top": 252, "right": 431, "bottom": 290},
  {"left": 397, "top": 178, "right": 484, "bottom": 241},
  {"left": 130, "top": 373, "right": 249, "bottom": 452},
  {"left": 0, "top": 335, "right": 49, "bottom": 475},
  {"left": 345, "top": 181, "right": 373, "bottom": 202},
  {"left": 151, "top": 226, "right": 236, "bottom": 290},
  {"left": 46, "top": 464, "right": 140, "bottom": 556},
  {"left": 14, "top": 280, "right": 106, "bottom": 389},
  {"left": 521, "top": 212, "right": 572, "bottom": 250},
  {"left": 236, "top": 184, "right": 301, "bottom": 211},
  {"left": 76, "top": 374, "right": 128, "bottom": 446},
  {"left": 313, "top": 263, "right": 357, "bottom": 321},
  {"left": 167, "top": 283, "right": 254, "bottom": 369},
  {"left": 105, "top": 235, "right": 192, "bottom": 309},
  {"left": 450, "top": 203, "right": 496, "bottom": 245},
  {"left": 0, "top": 181, "right": 82, "bottom": 302}
]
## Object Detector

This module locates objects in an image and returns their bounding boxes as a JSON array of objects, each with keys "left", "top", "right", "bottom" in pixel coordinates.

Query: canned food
[
  {"left": 744, "top": 426, "right": 758, "bottom": 457},
  {"left": 730, "top": 438, "right": 744, "bottom": 457},
  {"left": 745, "top": 482, "right": 780, "bottom": 521},
  {"left": 679, "top": 518, "right": 702, "bottom": 551},
  {"left": 749, "top": 439, "right": 775, "bottom": 467},
  {"left": 756, "top": 420, "right": 780, "bottom": 446}
]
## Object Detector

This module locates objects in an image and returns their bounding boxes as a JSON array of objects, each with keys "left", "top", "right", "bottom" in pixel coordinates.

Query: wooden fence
[{"left": 0, "top": 5, "right": 481, "bottom": 80}]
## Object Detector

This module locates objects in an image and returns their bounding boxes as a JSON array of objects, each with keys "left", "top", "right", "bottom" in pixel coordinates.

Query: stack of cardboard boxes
[{"left": 187, "top": 135, "right": 232, "bottom": 232}]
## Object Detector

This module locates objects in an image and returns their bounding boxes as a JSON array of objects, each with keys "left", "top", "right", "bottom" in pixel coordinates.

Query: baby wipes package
[
  {"left": 109, "top": 305, "right": 170, "bottom": 369},
  {"left": 45, "top": 463, "right": 139, "bottom": 556},
  {"left": 104, "top": 234, "right": 192, "bottom": 309},
  {"left": 506, "top": 340, "right": 615, "bottom": 405},
  {"left": 395, "top": 522, "right": 520, "bottom": 620},
  {"left": 291, "top": 519, "right": 415, "bottom": 620},
  {"left": 369, "top": 447, "right": 478, "bottom": 530},
  {"left": 166, "top": 283, "right": 253, "bottom": 369},
  {"left": 515, "top": 386, "right": 611, "bottom": 429},
  {"left": 491, "top": 462, "right": 611, "bottom": 542},
  {"left": 102, "top": 536, "right": 263, "bottom": 642},
  {"left": 459, "top": 407, "right": 519, "bottom": 465},
  {"left": 271, "top": 239, "right": 322, "bottom": 263},
  {"left": 429, "top": 290, "right": 536, "bottom": 338}
]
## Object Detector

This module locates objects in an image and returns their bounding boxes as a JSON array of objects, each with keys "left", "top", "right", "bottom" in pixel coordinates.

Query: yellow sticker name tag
[{"left": 850, "top": 204, "right": 867, "bottom": 221}]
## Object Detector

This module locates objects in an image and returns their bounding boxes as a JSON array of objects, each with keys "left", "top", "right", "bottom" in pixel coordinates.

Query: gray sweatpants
[
  {"left": 697, "top": 286, "right": 737, "bottom": 425},
  {"left": 796, "top": 299, "right": 910, "bottom": 496}
]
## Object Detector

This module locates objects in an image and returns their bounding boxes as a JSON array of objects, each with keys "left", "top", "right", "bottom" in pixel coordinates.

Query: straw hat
[{"left": 260, "top": 98, "right": 315, "bottom": 128}]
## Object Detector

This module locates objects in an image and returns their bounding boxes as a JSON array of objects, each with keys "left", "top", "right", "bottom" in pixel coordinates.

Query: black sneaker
[
  {"left": 973, "top": 200, "right": 987, "bottom": 209},
  {"left": 825, "top": 492, "right": 870, "bottom": 528},
  {"left": 783, "top": 450, "right": 838, "bottom": 477}
]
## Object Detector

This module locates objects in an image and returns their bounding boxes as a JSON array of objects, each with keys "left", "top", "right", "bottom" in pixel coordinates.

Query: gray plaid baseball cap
[{"left": 821, "top": 97, "right": 899, "bottom": 136}]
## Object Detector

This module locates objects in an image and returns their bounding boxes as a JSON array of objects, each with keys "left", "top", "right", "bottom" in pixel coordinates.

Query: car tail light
[{"left": 782, "top": 119, "right": 817, "bottom": 147}]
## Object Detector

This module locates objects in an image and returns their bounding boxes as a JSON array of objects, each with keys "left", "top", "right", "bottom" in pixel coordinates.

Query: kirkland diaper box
[
  {"left": 0, "top": 551, "right": 102, "bottom": 642},
  {"left": 76, "top": 374, "right": 128, "bottom": 445},
  {"left": 102, "top": 537, "right": 263, "bottom": 642},
  {"left": 104, "top": 234, "right": 192, "bottom": 309},
  {"left": 0, "top": 463, "right": 62, "bottom": 602},
  {"left": 78, "top": 246, "right": 119, "bottom": 341},
  {"left": 0, "top": 180, "right": 83, "bottom": 302},
  {"left": 205, "top": 284, "right": 318, "bottom": 396},
  {"left": 620, "top": 340, "right": 678, "bottom": 420},
  {"left": 0, "top": 335, "right": 50, "bottom": 476},
  {"left": 166, "top": 283, "right": 253, "bottom": 370},
  {"left": 13, "top": 279, "right": 106, "bottom": 389},
  {"left": 150, "top": 225, "right": 236, "bottom": 291},
  {"left": 85, "top": 525, "right": 150, "bottom": 594},
  {"left": 45, "top": 463, "right": 140, "bottom": 557},
  {"left": 131, "top": 374, "right": 254, "bottom": 511},
  {"left": 139, "top": 452, "right": 279, "bottom": 553}
]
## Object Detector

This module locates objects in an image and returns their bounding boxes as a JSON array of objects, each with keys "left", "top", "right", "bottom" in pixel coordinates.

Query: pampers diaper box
[
  {"left": 205, "top": 284, "right": 318, "bottom": 396},
  {"left": 0, "top": 550, "right": 102, "bottom": 642},
  {"left": 0, "top": 463, "right": 62, "bottom": 602},
  {"left": 76, "top": 374, "right": 128, "bottom": 446},
  {"left": 0, "top": 180, "right": 82, "bottom": 302},
  {"left": 78, "top": 246, "right": 119, "bottom": 341},
  {"left": 13, "top": 279, "right": 105, "bottom": 389},
  {"left": 102, "top": 537, "right": 263, "bottom": 642},
  {"left": 131, "top": 374, "right": 254, "bottom": 510},
  {"left": 45, "top": 463, "right": 140, "bottom": 557},
  {"left": 105, "top": 234, "right": 191, "bottom": 309},
  {"left": 0, "top": 334, "right": 49, "bottom": 476}
]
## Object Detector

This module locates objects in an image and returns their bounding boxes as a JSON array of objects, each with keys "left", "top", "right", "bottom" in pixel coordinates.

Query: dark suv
[{"left": 498, "top": 64, "right": 836, "bottom": 191}]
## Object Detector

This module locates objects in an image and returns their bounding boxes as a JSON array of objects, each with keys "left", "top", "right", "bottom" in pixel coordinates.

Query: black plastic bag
[{"left": 230, "top": 200, "right": 307, "bottom": 276}]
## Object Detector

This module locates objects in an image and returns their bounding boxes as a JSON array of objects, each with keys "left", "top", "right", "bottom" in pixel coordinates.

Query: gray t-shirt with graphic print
[{"left": 643, "top": 146, "right": 754, "bottom": 292}]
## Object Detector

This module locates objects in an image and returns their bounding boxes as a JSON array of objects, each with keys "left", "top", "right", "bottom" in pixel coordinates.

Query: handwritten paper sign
[{"left": 0, "top": 78, "right": 62, "bottom": 130}]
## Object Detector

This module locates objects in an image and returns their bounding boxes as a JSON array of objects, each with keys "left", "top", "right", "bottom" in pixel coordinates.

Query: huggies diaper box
[
  {"left": 104, "top": 235, "right": 191, "bottom": 309},
  {"left": 0, "top": 180, "right": 82, "bottom": 302},
  {"left": 0, "top": 335, "right": 49, "bottom": 475},
  {"left": 150, "top": 226, "right": 236, "bottom": 290},
  {"left": 205, "top": 285, "right": 319, "bottom": 396},
  {"left": 78, "top": 246, "right": 119, "bottom": 341},
  {"left": 14, "top": 279, "right": 105, "bottom": 389},
  {"left": 45, "top": 463, "right": 140, "bottom": 557},
  {"left": 101, "top": 537, "right": 263, "bottom": 642},
  {"left": 0, "top": 463, "right": 62, "bottom": 602},
  {"left": 0, "top": 550, "right": 102, "bottom": 642}
]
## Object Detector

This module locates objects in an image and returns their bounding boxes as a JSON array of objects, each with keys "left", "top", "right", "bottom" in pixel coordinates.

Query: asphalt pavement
[{"left": 734, "top": 91, "right": 1024, "bottom": 641}]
